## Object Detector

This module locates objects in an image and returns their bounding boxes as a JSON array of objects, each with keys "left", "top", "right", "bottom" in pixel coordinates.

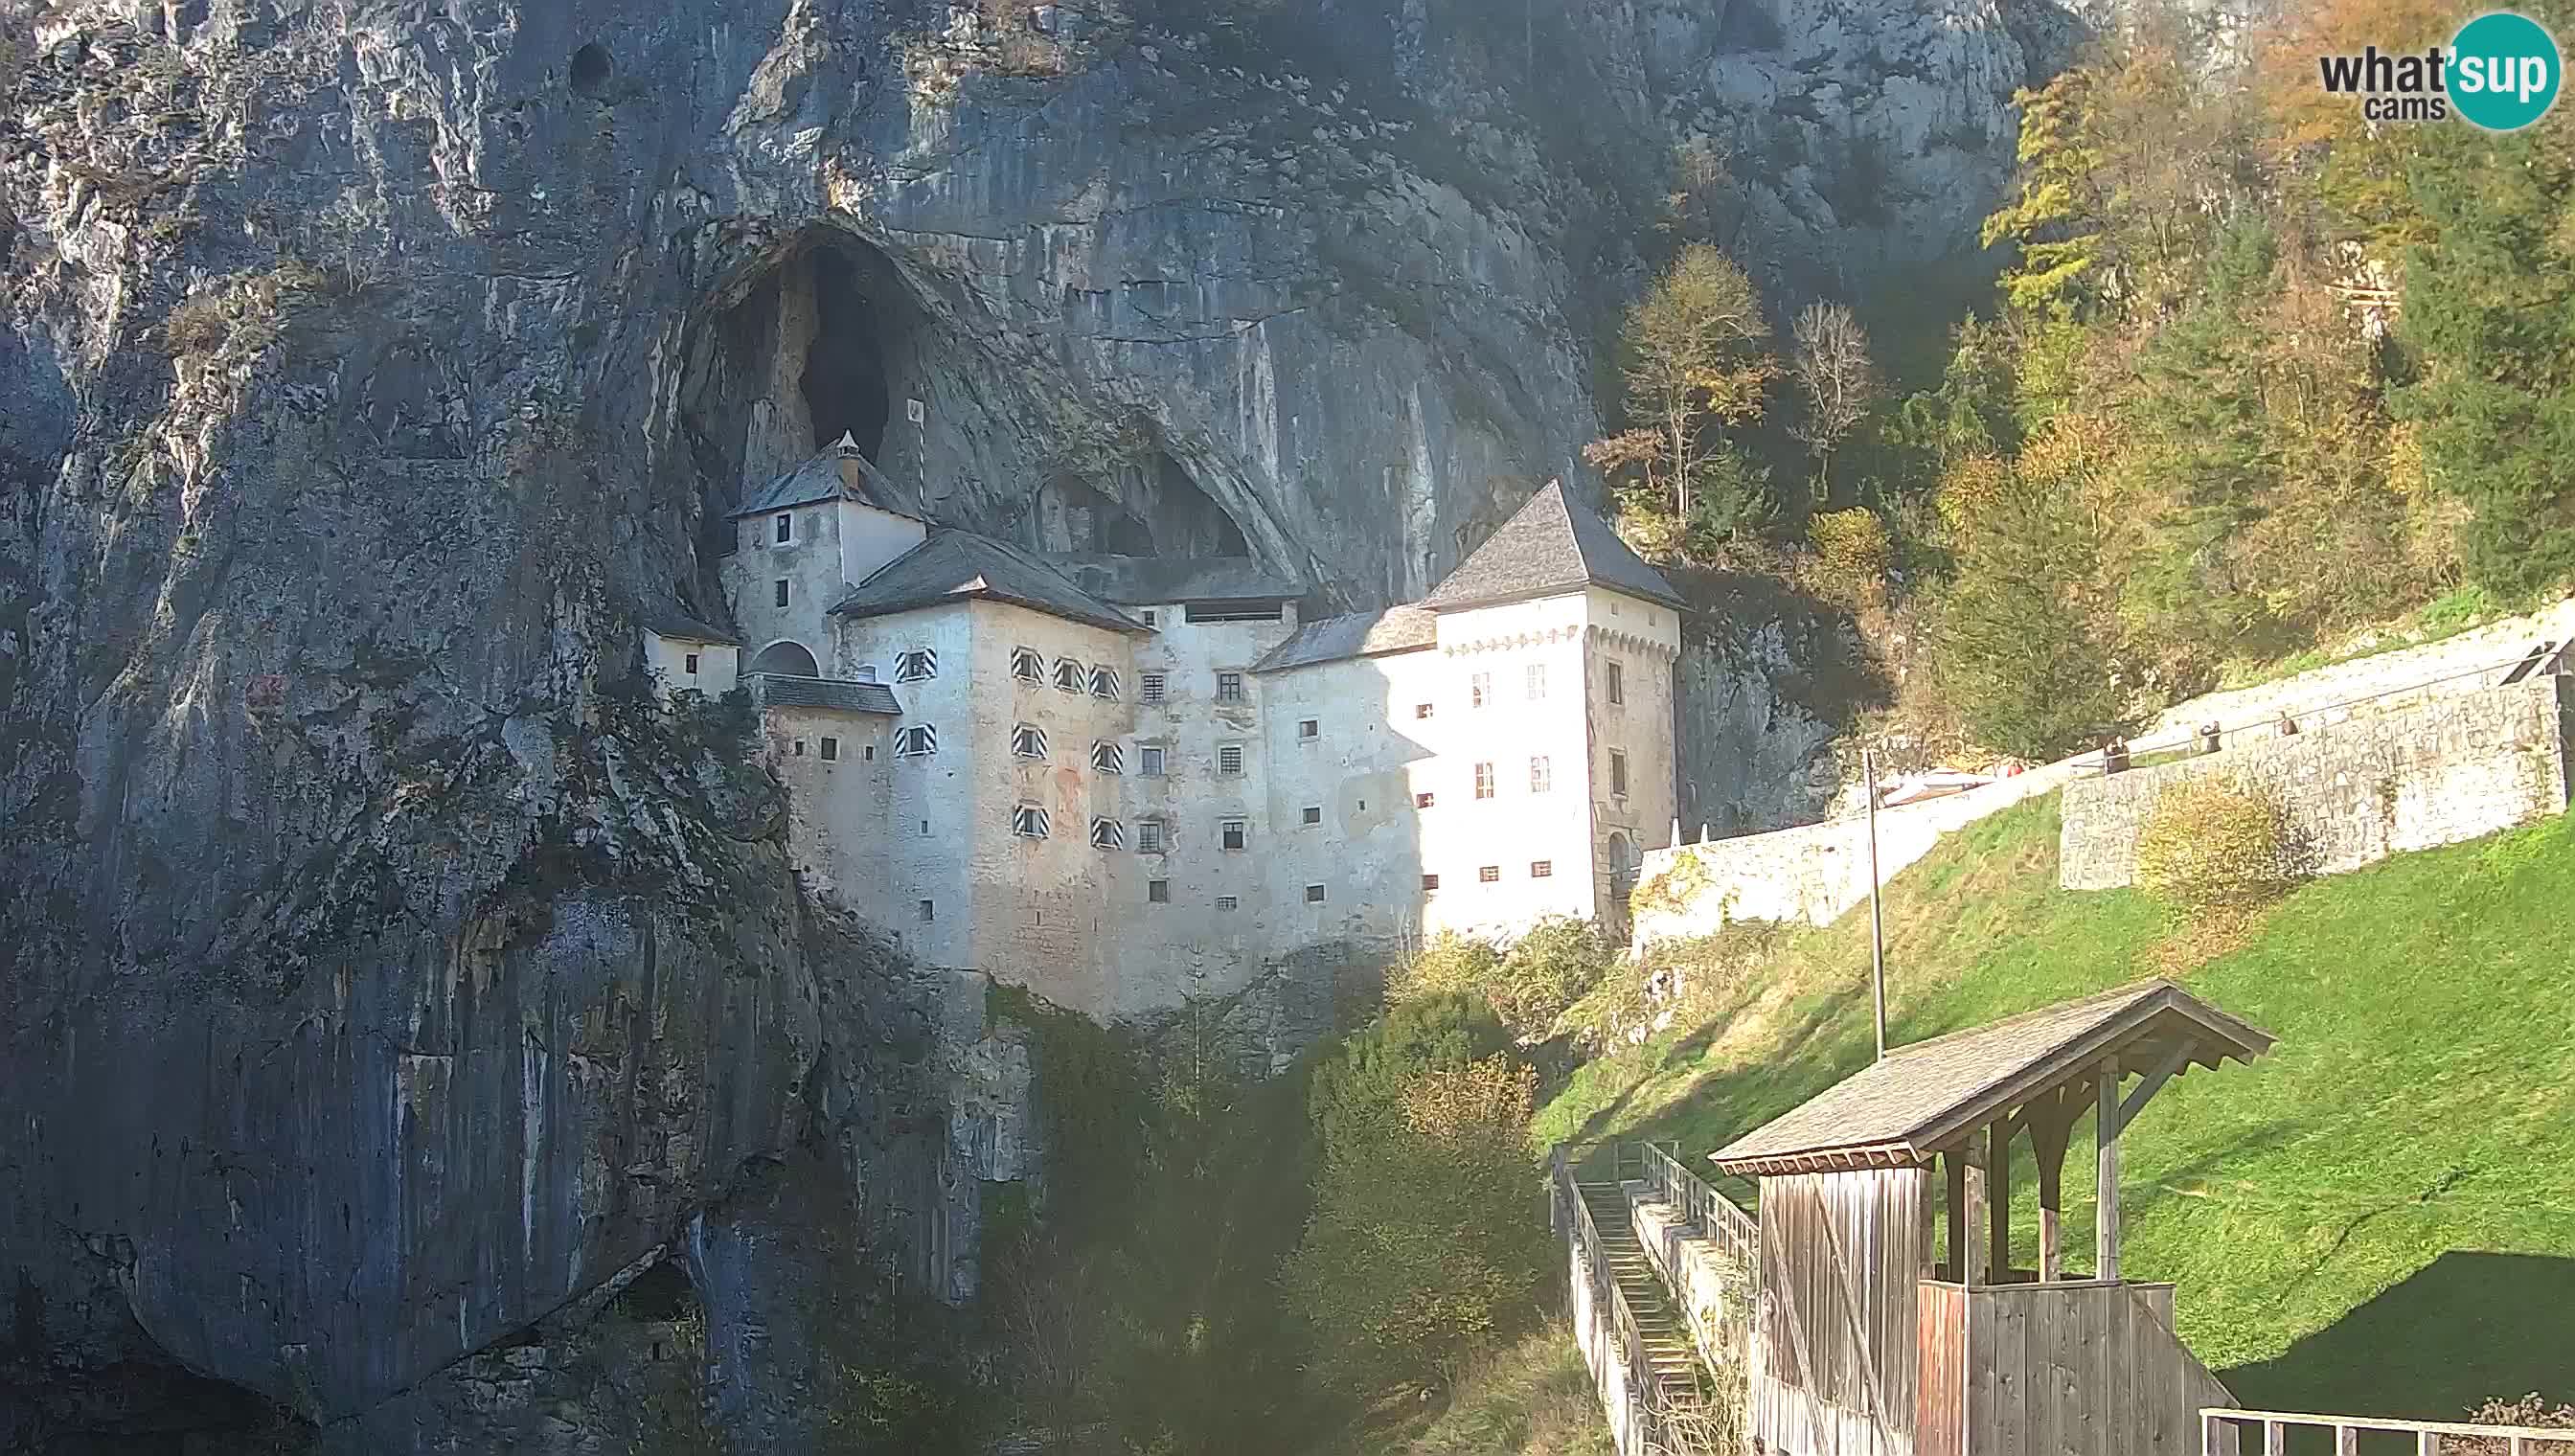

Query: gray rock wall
[{"left": 2060, "top": 675, "right": 2575, "bottom": 891}]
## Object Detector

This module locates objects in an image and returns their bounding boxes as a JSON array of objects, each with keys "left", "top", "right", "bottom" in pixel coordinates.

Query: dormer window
[
  {"left": 1013, "top": 724, "right": 1049, "bottom": 761},
  {"left": 1054, "top": 658, "right": 1086, "bottom": 693},
  {"left": 895, "top": 648, "right": 937, "bottom": 682},
  {"left": 774, "top": 512, "right": 793, "bottom": 544},
  {"left": 1012, "top": 647, "right": 1044, "bottom": 683},
  {"left": 1090, "top": 666, "right": 1122, "bottom": 700}
]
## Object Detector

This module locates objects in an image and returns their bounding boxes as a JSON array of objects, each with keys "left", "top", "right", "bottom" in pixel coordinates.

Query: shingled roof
[
  {"left": 1420, "top": 481, "right": 1686, "bottom": 613},
  {"left": 1708, "top": 980, "right": 2274, "bottom": 1176},
  {"left": 1251, "top": 605, "right": 1438, "bottom": 673},
  {"left": 641, "top": 606, "right": 740, "bottom": 645},
  {"left": 752, "top": 673, "right": 901, "bottom": 715},
  {"left": 729, "top": 433, "right": 923, "bottom": 520},
  {"left": 1048, "top": 554, "right": 1304, "bottom": 606},
  {"left": 829, "top": 531, "right": 1150, "bottom": 636}
]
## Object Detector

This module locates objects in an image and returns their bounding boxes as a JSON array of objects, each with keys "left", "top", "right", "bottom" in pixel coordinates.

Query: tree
[
  {"left": 1789, "top": 302, "right": 1878, "bottom": 495},
  {"left": 1926, "top": 471, "right": 2130, "bottom": 760},
  {"left": 1593, "top": 244, "right": 1777, "bottom": 533}
]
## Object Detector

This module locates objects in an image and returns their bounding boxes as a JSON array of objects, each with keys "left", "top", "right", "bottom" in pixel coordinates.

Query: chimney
[{"left": 832, "top": 431, "right": 864, "bottom": 494}]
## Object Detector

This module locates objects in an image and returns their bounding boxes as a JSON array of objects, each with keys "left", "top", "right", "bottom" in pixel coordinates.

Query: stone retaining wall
[{"left": 2059, "top": 675, "right": 2574, "bottom": 890}]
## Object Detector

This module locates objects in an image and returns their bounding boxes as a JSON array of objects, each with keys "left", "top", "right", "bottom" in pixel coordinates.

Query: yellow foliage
[
  {"left": 1809, "top": 508, "right": 1892, "bottom": 599},
  {"left": 1402, "top": 1056, "right": 1538, "bottom": 1148},
  {"left": 2134, "top": 778, "right": 2313, "bottom": 911},
  {"left": 1933, "top": 453, "right": 2013, "bottom": 537}
]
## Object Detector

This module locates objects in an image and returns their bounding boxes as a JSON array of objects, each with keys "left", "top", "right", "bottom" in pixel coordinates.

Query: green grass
[
  {"left": 1358, "top": 1322, "right": 1613, "bottom": 1456},
  {"left": 2214, "top": 584, "right": 2530, "bottom": 689},
  {"left": 1535, "top": 793, "right": 2575, "bottom": 1426}
]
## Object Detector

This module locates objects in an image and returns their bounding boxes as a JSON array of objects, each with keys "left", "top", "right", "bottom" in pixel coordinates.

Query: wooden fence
[
  {"left": 1552, "top": 1145, "right": 1671, "bottom": 1456},
  {"left": 1915, "top": 1279, "right": 2237, "bottom": 1456},
  {"left": 2202, "top": 1409, "right": 2575, "bottom": 1455}
]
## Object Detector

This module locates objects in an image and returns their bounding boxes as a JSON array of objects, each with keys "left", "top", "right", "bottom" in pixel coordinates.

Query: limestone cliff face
[{"left": 0, "top": 0, "right": 2060, "bottom": 1443}]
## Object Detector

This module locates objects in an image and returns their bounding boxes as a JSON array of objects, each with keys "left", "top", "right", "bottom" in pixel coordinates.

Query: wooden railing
[
  {"left": 2203, "top": 1408, "right": 2575, "bottom": 1454},
  {"left": 1634, "top": 1140, "right": 1759, "bottom": 1274},
  {"left": 1551, "top": 1146, "right": 1673, "bottom": 1454}
]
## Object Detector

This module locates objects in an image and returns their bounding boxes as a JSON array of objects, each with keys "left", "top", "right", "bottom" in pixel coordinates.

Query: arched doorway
[
  {"left": 752, "top": 640, "right": 820, "bottom": 677},
  {"left": 1605, "top": 832, "right": 1636, "bottom": 894}
]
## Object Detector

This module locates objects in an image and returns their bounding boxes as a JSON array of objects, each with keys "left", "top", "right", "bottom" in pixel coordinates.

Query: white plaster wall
[
  {"left": 1584, "top": 588, "right": 1683, "bottom": 924},
  {"left": 766, "top": 707, "right": 894, "bottom": 913},
  {"left": 1260, "top": 648, "right": 1440, "bottom": 951},
  {"left": 832, "top": 605, "right": 982, "bottom": 967},
  {"left": 719, "top": 501, "right": 847, "bottom": 671},
  {"left": 835, "top": 498, "right": 926, "bottom": 591},
  {"left": 644, "top": 632, "right": 740, "bottom": 701}
]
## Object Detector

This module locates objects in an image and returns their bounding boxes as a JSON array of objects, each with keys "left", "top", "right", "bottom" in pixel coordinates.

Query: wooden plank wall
[
  {"left": 1752, "top": 1167, "right": 1931, "bottom": 1455},
  {"left": 1913, "top": 1281, "right": 1967, "bottom": 1456},
  {"left": 1954, "top": 1280, "right": 2240, "bottom": 1456}
]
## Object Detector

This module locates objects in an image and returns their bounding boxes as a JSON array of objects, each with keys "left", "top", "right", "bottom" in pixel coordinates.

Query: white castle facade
[{"left": 643, "top": 437, "right": 1682, "bottom": 1022}]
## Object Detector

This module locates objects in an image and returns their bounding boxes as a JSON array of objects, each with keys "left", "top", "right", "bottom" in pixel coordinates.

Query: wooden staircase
[{"left": 1578, "top": 1179, "right": 1710, "bottom": 1405}]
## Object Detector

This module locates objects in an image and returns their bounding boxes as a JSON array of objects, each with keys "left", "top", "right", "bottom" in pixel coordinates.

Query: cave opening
[
  {"left": 1153, "top": 450, "right": 1248, "bottom": 557},
  {"left": 800, "top": 246, "right": 893, "bottom": 462}
]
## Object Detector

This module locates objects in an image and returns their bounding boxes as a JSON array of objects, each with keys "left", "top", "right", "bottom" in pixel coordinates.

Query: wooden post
[
  {"left": 2031, "top": 1086, "right": 2077, "bottom": 1284},
  {"left": 1987, "top": 1117, "right": 2012, "bottom": 1284},
  {"left": 1944, "top": 1149, "right": 1968, "bottom": 1282},
  {"left": 2098, "top": 1063, "right": 2123, "bottom": 1283},
  {"left": 1962, "top": 1131, "right": 1988, "bottom": 1287}
]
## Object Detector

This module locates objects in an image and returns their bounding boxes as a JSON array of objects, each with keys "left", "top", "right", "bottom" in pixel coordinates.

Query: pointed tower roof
[
  {"left": 1419, "top": 480, "right": 1686, "bottom": 613},
  {"left": 727, "top": 433, "right": 924, "bottom": 521}
]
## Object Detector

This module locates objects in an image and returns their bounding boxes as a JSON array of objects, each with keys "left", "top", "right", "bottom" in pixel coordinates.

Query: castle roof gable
[
  {"left": 1419, "top": 480, "right": 1685, "bottom": 613},
  {"left": 828, "top": 531, "right": 1150, "bottom": 636},
  {"left": 728, "top": 433, "right": 924, "bottom": 521},
  {"left": 1251, "top": 605, "right": 1437, "bottom": 673}
]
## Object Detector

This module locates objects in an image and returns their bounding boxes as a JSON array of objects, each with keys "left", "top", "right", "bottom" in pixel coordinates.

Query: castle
[{"left": 643, "top": 436, "right": 1682, "bottom": 1022}]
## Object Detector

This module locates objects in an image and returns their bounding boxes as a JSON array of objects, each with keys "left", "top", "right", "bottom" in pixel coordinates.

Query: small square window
[
  {"left": 1218, "top": 742, "right": 1245, "bottom": 777},
  {"left": 1141, "top": 671, "right": 1168, "bottom": 703},
  {"left": 1137, "top": 819, "right": 1168, "bottom": 853},
  {"left": 1478, "top": 865, "right": 1501, "bottom": 883},
  {"left": 684, "top": 652, "right": 699, "bottom": 674},
  {"left": 1470, "top": 671, "right": 1491, "bottom": 708},
  {"left": 1473, "top": 762, "right": 1494, "bottom": 800},
  {"left": 1304, "top": 883, "right": 1325, "bottom": 904},
  {"left": 820, "top": 737, "right": 839, "bottom": 762},
  {"left": 1142, "top": 609, "right": 1159, "bottom": 627},
  {"left": 1607, "top": 660, "right": 1626, "bottom": 705},
  {"left": 919, "top": 899, "right": 935, "bottom": 921},
  {"left": 1148, "top": 878, "right": 1171, "bottom": 903},
  {"left": 792, "top": 739, "right": 807, "bottom": 757},
  {"left": 1302, "top": 806, "right": 1322, "bottom": 826},
  {"left": 1298, "top": 718, "right": 1318, "bottom": 739},
  {"left": 1530, "top": 860, "right": 1553, "bottom": 878},
  {"left": 1415, "top": 791, "right": 1434, "bottom": 808},
  {"left": 1216, "top": 671, "right": 1244, "bottom": 702},
  {"left": 1421, "top": 873, "right": 1440, "bottom": 892},
  {"left": 1139, "top": 745, "right": 1168, "bottom": 778},
  {"left": 773, "top": 579, "right": 789, "bottom": 608},
  {"left": 1414, "top": 702, "right": 1433, "bottom": 719},
  {"left": 1221, "top": 818, "right": 1247, "bottom": 851},
  {"left": 775, "top": 512, "right": 793, "bottom": 543},
  {"left": 1216, "top": 895, "right": 1239, "bottom": 911}
]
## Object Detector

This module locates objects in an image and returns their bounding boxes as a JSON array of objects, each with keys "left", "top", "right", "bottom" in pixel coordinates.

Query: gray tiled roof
[
  {"left": 1708, "top": 980, "right": 2274, "bottom": 1174},
  {"left": 752, "top": 673, "right": 902, "bottom": 715},
  {"left": 1420, "top": 480, "right": 1686, "bottom": 612},
  {"left": 829, "top": 531, "right": 1150, "bottom": 636},
  {"left": 728, "top": 434, "right": 924, "bottom": 520},
  {"left": 1047, "top": 554, "right": 1304, "bottom": 605},
  {"left": 1251, "top": 605, "right": 1438, "bottom": 673},
  {"left": 642, "top": 606, "right": 740, "bottom": 645}
]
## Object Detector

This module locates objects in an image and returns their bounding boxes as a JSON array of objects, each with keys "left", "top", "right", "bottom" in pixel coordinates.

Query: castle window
[
  {"left": 1012, "top": 647, "right": 1044, "bottom": 683},
  {"left": 919, "top": 899, "right": 935, "bottom": 921},
  {"left": 1054, "top": 658, "right": 1085, "bottom": 693},
  {"left": 1607, "top": 660, "right": 1625, "bottom": 704},
  {"left": 1139, "top": 744, "right": 1168, "bottom": 778},
  {"left": 1148, "top": 879, "right": 1171, "bottom": 903},
  {"left": 1473, "top": 762, "right": 1494, "bottom": 800},
  {"left": 1217, "top": 742, "right": 1245, "bottom": 777},
  {"left": 1478, "top": 865, "right": 1501, "bottom": 883},
  {"left": 1090, "top": 666, "right": 1122, "bottom": 700},
  {"left": 1527, "top": 664, "right": 1547, "bottom": 699},
  {"left": 864, "top": 744, "right": 876, "bottom": 762},
  {"left": 1301, "top": 806, "right": 1322, "bottom": 826},
  {"left": 1216, "top": 671, "right": 1244, "bottom": 702},
  {"left": 1137, "top": 818, "right": 1168, "bottom": 853},
  {"left": 1421, "top": 874, "right": 1440, "bottom": 892},
  {"left": 820, "top": 737, "right": 839, "bottom": 762},
  {"left": 1415, "top": 791, "right": 1434, "bottom": 808},
  {"left": 1013, "top": 724, "right": 1049, "bottom": 760},
  {"left": 775, "top": 512, "right": 793, "bottom": 543},
  {"left": 1220, "top": 818, "right": 1247, "bottom": 851},
  {"left": 684, "top": 653, "right": 699, "bottom": 674},
  {"left": 1414, "top": 702, "right": 1433, "bottom": 719},
  {"left": 1141, "top": 671, "right": 1168, "bottom": 703},
  {"left": 1092, "top": 741, "right": 1126, "bottom": 775},
  {"left": 1297, "top": 718, "right": 1318, "bottom": 739},
  {"left": 895, "top": 725, "right": 938, "bottom": 757},
  {"left": 1216, "top": 895, "right": 1239, "bottom": 912},
  {"left": 895, "top": 648, "right": 937, "bottom": 682},
  {"left": 1610, "top": 749, "right": 1629, "bottom": 796},
  {"left": 1143, "top": 609, "right": 1159, "bottom": 627},
  {"left": 1531, "top": 860, "right": 1553, "bottom": 878},
  {"left": 1470, "top": 671, "right": 1492, "bottom": 708},
  {"left": 1090, "top": 817, "right": 1127, "bottom": 850},
  {"left": 1529, "top": 755, "right": 1552, "bottom": 794},
  {"left": 773, "top": 579, "right": 790, "bottom": 608},
  {"left": 1012, "top": 804, "right": 1050, "bottom": 839},
  {"left": 855, "top": 665, "right": 878, "bottom": 682},
  {"left": 792, "top": 739, "right": 807, "bottom": 757},
  {"left": 1304, "top": 883, "right": 1325, "bottom": 904}
]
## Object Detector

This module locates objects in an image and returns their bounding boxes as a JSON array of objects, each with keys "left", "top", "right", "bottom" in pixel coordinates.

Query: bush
[
  {"left": 1490, "top": 918, "right": 1616, "bottom": 1041},
  {"left": 1389, "top": 932, "right": 1505, "bottom": 1005},
  {"left": 2133, "top": 778, "right": 2312, "bottom": 911},
  {"left": 2452, "top": 1394, "right": 2575, "bottom": 1455},
  {"left": 1809, "top": 507, "right": 1893, "bottom": 602}
]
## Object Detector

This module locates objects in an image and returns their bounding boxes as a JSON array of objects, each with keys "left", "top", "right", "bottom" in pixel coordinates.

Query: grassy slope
[{"left": 1534, "top": 794, "right": 2575, "bottom": 1423}]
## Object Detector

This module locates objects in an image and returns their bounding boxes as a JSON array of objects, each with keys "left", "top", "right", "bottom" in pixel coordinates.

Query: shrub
[
  {"left": 1489, "top": 917, "right": 1616, "bottom": 1041},
  {"left": 2133, "top": 778, "right": 2312, "bottom": 911},
  {"left": 1809, "top": 507, "right": 1893, "bottom": 602},
  {"left": 2452, "top": 1393, "right": 2575, "bottom": 1455},
  {"left": 1629, "top": 848, "right": 1713, "bottom": 921},
  {"left": 1388, "top": 932, "right": 1505, "bottom": 1005}
]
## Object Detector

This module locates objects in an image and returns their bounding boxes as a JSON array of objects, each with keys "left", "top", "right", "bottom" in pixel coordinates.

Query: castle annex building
[{"left": 643, "top": 437, "right": 1682, "bottom": 1021}]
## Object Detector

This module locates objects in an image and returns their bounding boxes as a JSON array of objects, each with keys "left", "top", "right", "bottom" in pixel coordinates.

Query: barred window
[
  {"left": 1216, "top": 671, "right": 1244, "bottom": 702},
  {"left": 1531, "top": 860, "right": 1553, "bottom": 878},
  {"left": 1090, "top": 666, "right": 1122, "bottom": 700},
  {"left": 1218, "top": 742, "right": 1245, "bottom": 777},
  {"left": 1478, "top": 865, "right": 1501, "bottom": 883},
  {"left": 1473, "top": 762, "right": 1495, "bottom": 800},
  {"left": 1527, "top": 663, "right": 1547, "bottom": 700},
  {"left": 1141, "top": 671, "right": 1168, "bottom": 703},
  {"left": 895, "top": 725, "right": 938, "bottom": 757},
  {"left": 1091, "top": 741, "right": 1126, "bottom": 774},
  {"left": 895, "top": 648, "right": 937, "bottom": 682},
  {"left": 1529, "top": 756, "right": 1552, "bottom": 794},
  {"left": 1148, "top": 878, "right": 1170, "bottom": 902},
  {"left": 1216, "top": 895, "right": 1239, "bottom": 912},
  {"left": 1220, "top": 818, "right": 1248, "bottom": 851},
  {"left": 1090, "top": 817, "right": 1127, "bottom": 850},
  {"left": 1013, "top": 724, "right": 1049, "bottom": 760},
  {"left": 1470, "top": 671, "right": 1491, "bottom": 708},
  {"left": 1011, "top": 647, "right": 1044, "bottom": 683},
  {"left": 1011, "top": 805, "right": 1050, "bottom": 838},
  {"left": 1054, "top": 658, "right": 1085, "bottom": 693}
]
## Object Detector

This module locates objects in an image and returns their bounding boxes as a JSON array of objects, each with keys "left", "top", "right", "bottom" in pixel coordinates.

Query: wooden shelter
[{"left": 1708, "top": 980, "right": 2274, "bottom": 1456}]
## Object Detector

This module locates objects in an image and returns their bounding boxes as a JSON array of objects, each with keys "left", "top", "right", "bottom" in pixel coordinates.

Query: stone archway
[{"left": 751, "top": 639, "right": 820, "bottom": 676}]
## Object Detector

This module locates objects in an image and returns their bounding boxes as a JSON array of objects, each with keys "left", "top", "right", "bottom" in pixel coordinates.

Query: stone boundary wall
[{"left": 2060, "top": 674, "right": 2574, "bottom": 890}]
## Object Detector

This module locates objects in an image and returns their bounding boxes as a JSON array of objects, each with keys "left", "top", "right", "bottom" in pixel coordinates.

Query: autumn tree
[
  {"left": 1789, "top": 302, "right": 1878, "bottom": 495},
  {"left": 1587, "top": 244, "right": 1778, "bottom": 555}
]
